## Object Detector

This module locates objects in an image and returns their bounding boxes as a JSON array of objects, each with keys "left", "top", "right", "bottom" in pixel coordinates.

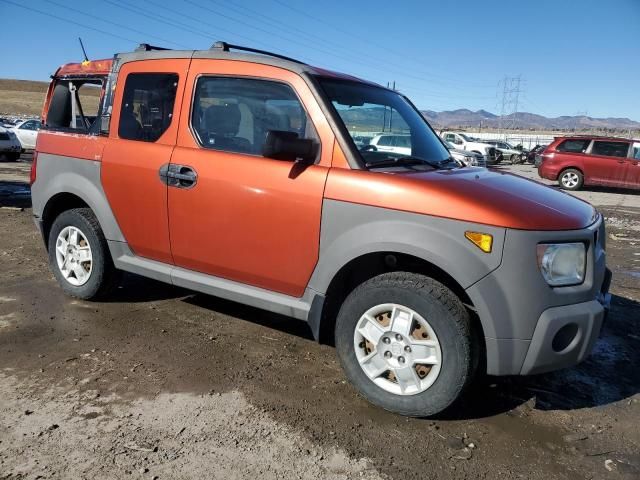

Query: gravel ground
[{"left": 1, "top": 156, "right": 639, "bottom": 479}]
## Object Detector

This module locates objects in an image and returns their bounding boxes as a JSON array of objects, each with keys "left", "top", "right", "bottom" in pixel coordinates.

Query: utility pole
[{"left": 498, "top": 75, "right": 523, "bottom": 139}]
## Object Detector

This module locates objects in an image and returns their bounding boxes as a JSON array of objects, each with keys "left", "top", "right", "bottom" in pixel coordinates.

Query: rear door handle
[{"left": 159, "top": 164, "right": 198, "bottom": 188}]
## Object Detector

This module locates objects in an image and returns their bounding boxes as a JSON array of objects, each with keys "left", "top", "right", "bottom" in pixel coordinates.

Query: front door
[
  {"left": 168, "top": 60, "right": 335, "bottom": 297},
  {"left": 101, "top": 59, "right": 189, "bottom": 264}
]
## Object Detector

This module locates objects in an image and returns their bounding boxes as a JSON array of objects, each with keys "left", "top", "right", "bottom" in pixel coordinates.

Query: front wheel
[
  {"left": 558, "top": 168, "right": 583, "bottom": 190},
  {"left": 335, "top": 272, "right": 475, "bottom": 417},
  {"left": 48, "top": 208, "right": 119, "bottom": 299}
]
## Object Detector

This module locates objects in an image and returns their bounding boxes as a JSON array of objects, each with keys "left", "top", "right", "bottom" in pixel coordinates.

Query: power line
[
  {"left": 42, "top": 0, "right": 189, "bottom": 49},
  {"left": 269, "top": 0, "right": 495, "bottom": 89},
  {"left": 1, "top": 0, "right": 140, "bottom": 45}
]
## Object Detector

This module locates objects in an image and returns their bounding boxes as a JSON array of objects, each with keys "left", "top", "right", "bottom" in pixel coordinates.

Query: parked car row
[
  {"left": 0, "top": 117, "right": 41, "bottom": 158},
  {"left": 537, "top": 135, "right": 640, "bottom": 190},
  {"left": 0, "top": 126, "right": 22, "bottom": 161}
]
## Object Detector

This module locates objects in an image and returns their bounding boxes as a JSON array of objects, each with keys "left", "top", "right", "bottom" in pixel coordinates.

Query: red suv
[{"left": 538, "top": 136, "right": 640, "bottom": 190}]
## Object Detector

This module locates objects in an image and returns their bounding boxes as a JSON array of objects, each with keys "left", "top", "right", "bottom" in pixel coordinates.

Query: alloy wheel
[
  {"left": 55, "top": 226, "right": 93, "bottom": 286},
  {"left": 353, "top": 303, "right": 442, "bottom": 396}
]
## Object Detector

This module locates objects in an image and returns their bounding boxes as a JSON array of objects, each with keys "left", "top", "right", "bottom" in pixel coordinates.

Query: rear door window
[
  {"left": 118, "top": 73, "right": 179, "bottom": 142},
  {"left": 591, "top": 141, "right": 630, "bottom": 158},
  {"left": 556, "top": 139, "right": 590, "bottom": 153}
]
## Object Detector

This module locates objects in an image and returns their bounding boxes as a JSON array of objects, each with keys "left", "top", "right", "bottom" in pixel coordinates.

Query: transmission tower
[{"left": 498, "top": 75, "right": 523, "bottom": 137}]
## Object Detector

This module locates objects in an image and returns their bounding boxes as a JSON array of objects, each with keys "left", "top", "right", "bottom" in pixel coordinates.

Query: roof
[
  {"left": 555, "top": 135, "right": 634, "bottom": 142},
  {"left": 53, "top": 43, "right": 379, "bottom": 87},
  {"left": 55, "top": 59, "right": 113, "bottom": 77}
]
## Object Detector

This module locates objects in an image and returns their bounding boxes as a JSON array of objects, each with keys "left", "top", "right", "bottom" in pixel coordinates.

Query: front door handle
[{"left": 159, "top": 164, "right": 198, "bottom": 188}]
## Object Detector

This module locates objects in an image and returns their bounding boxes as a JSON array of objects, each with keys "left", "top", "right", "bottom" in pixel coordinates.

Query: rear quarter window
[{"left": 556, "top": 139, "right": 590, "bottom": 153}]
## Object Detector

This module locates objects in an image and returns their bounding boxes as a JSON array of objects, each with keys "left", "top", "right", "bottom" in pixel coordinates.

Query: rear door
[
  {"left": 167, "top": 59, "right": 335, "bottom": 297},
  {"left": 101, "top": 59, "right": 189, "bottom": 264},
  {"left": 587, "top": 140, "right": 632, "bottom": 186}
]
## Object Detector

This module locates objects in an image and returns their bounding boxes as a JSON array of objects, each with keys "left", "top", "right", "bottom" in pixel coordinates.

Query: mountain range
[{"left": 420, "top": 109, "right": 640, "bottom": 131}]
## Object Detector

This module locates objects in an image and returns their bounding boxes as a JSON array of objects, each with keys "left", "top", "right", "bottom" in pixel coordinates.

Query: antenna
[{"left": 78, "top": 37, "right": 89, "bottom": 63}]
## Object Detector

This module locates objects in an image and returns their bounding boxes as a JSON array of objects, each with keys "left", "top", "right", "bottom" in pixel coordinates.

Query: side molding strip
[{"left": 109, "top": 241, "right": 313, "bottom": 322}]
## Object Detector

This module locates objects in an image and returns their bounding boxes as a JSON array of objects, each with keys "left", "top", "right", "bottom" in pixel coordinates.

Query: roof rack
[
  {"left": 135, "top": 43, "right": 170, "bottom": 52},
  {"left": 210, "top": 41, "right": 306, "bottom": 65}
]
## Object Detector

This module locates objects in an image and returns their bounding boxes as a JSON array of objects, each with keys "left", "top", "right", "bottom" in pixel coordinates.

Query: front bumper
[
  {"left": 520, "top": 297, "right": 605, "bottom": 375},
  {"left": 466, "top": 216, "right": 609, "bottom": 375},
  {"left": 521, "top": 268, "right": 610, "bottom": 375}
]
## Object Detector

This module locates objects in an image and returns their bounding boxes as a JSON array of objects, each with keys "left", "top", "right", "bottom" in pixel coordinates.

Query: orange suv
[{"left": 31, "top": 42, "right": 611, "bottom": 416}]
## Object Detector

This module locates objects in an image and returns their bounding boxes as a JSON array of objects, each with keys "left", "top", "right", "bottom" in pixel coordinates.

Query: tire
[
  {"left": 47, "top": 208, "right": 119, "bottom": 300},
  {"left": 509, "top": 154, "right": 519, "bottom": 164},
  {"left": 335, "top": 272, "right": 476, "bottom": 417},
  {"left": 558, "top": 168, "right": 583, "bottom": 191}
]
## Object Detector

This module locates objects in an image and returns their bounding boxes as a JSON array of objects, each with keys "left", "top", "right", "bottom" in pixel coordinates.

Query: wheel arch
[
  {"left": 312, "top": 251, "right": 486, "bottom": 369},
  {"left": 41, "top": 192, "right": 90, "bottom": 248},
  {"left": 31, "top": 154, "right": 126, "bottom": 248}
]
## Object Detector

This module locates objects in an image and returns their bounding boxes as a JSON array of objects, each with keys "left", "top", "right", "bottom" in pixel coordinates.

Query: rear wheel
[
  {"left": 48, "top": 208, "right": 118, "bottom": 299},
  {"left": 335, "top": 272, "right": 475, "bottom": 417},
  {"left": 558, "top": 168, "right": 583, "bottom": 190}
]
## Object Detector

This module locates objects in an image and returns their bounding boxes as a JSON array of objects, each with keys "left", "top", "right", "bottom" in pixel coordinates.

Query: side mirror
[{"left": 262, "top": 130, "right": 317, "bottom": 163}]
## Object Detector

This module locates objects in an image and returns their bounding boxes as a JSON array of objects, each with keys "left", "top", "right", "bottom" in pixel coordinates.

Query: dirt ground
[{"left": 1, "top": 156, "right": 639, "bottom": 480}]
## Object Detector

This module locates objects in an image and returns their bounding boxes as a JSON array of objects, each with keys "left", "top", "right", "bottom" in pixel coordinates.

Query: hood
[
  {"left": 325, "top": 167, "right": 597, "bottom": 231},
  {"left": 397, "top": 168, "right": 597, "bottom": 230}
]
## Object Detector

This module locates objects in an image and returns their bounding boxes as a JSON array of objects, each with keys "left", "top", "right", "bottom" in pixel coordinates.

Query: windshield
[
  {"left": 459, "top": 134, "right": 474, "bottom": 141},
  {"left": 318, "top": 79, "right": 450, "bottom": 168}
]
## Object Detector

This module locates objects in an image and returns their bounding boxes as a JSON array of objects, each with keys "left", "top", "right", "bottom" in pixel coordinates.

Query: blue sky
[{"left": 1, "top": 0, "right": 638, "bottom": 120}]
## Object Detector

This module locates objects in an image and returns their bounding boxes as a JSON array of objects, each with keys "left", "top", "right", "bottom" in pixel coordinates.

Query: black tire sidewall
[
  {"left": 335, "top": 276, "right": 472, "bottom": 417},
  {"left": 47, "top": 209, "right": 108, "bottom": 299}
]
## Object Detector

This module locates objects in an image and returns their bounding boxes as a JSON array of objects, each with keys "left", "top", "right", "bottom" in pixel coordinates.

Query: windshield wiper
[{"left": 365, "top": 156, "right": 448, "bottom": 170}]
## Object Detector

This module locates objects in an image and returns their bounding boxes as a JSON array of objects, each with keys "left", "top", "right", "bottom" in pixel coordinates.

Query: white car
[
  {"left": 0, "top": 126, "right": 22, "bottom": 161},
  {"left": 440, "top": 131, "right": 497, "bottom": 164},
  {"left": 10, "top": 119, "right": 41, "bottom": 150},
  {"left": 368, "top": 133, "right": 412, "bottom": 156},
  {"left": 445, "top": 141, "right": 485, "bottom": 167}
]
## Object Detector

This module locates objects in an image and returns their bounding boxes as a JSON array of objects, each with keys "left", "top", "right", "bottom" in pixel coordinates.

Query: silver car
[
  {"left": 445, "top": 141, "right": 486, "bottom": 167},
  {"left": 0, "top": 126, "right": 22, "bottom": 161}
]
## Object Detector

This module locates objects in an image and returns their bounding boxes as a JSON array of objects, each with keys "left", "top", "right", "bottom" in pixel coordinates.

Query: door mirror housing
[{"left": 262, "top": 130, "right": 317, "bottom": 163}]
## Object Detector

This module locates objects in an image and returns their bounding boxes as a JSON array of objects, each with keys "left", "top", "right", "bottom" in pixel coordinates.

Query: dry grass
[
  {"left": 0, "top": 78, "right": 100, "bottom": 117},
  {"left": 0, "top": 79, "right": 49, "bottom": 116}
]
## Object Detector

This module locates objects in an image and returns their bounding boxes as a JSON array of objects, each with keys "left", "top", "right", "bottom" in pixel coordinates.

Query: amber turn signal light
[{"left": 465, "top": 231, "right": 493, "bottom": 253}]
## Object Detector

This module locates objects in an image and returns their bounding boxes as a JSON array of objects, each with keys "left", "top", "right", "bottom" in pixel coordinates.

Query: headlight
[{"left": 536, "top": 243, "right": 586, "bottom": 286}]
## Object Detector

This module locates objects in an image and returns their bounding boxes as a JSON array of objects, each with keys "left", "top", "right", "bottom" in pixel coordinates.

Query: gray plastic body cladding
[
  {"left": 520, "top": 300, "right": 604, "bottom": 375},
  {"left": 309, "top": 200, "right": 505, "bottom": 294},
  {"left": 468, "top": 216, "right": 605, "bottom": 374},
  {"left": 108, "top": 241, "right": 314, "bottom": 321},
  {"left": 31, "top": 153, "right": 125, "bottom": 243}
]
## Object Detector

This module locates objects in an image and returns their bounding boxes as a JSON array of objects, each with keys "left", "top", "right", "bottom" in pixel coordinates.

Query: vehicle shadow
[
  {"left": 0, "top": 180, "right": 31, "bottom": 208},
  {"left": 192, "top": 288, "right": 640, "bottom": 419},
  {"left": 184, "top": 293, "right": 315, "bottom": 341},
  {"left": 438, "top": 293, "right": 640, "bottom": 420},
  {"left": 69, "top": 267, "right": 640, "bottom": 420},
  {"left": 104, "top": 272, "right": 189, "bottom": 303},
  {"left": 181, "top": 283, "right": 639, "bottom": 419}
]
